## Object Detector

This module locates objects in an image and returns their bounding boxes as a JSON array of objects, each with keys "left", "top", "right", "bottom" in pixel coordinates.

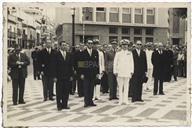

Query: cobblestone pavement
[{"left": 4, "top": 74, "right": 190, "bottom": 127}]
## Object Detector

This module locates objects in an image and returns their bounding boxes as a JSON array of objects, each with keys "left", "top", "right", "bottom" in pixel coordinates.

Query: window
[
  {"left": 173, "top": 15, "right": 180, "bottom": 33},
  {"left": 147, "top": 9, "right": 154, "bottom": 15},
  {"left": 122, "top": 8, "right": 131, "bottom": 23},
  {"left": 109, "top": 36, "right": 118, "bottom": 42},
  {"left": 109, "top": 27, "right": 118, "bottom": 34},
  {"left": 122, "top": 27, "right": 130, "bottom": 35},
  {"left": 121, "top": 36, "right": 130, "bottom": 40},
  {"left": 82, "top": 7, "right": 93, "bottom": 21},
  {"left": 134, "top": 28, "right": 142, "bottom": 35},
  {"left": 109, "top": 8, "right": 119, "bottom": 22},
  {"left": 96, "top": 7, "right": 105, "bottom": 11},
  {"left": 146, "top": 37, "right": 153, "bottom": 43},
  {"left": 134, "top": 37, "right": 142, "bottom": 43},
  {"left": 135, "top": 8, "right": 143, "bottom": 23},
  {"left": 96, "top": 7, "right": 106, "bottom": 22},
  {"left": 145, "top": 28, "right": 154, "bottom": 35},
  {"left": 147, "top": 8, "right": 155, "bottom": 24}
]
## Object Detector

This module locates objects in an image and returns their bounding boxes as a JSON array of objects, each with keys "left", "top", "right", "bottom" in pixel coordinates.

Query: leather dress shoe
[
  {"left": 19, "top": 101, "right": 26, "bottom": 104},
  {"left": 138, "top": 100, "right": 144, "bottom": 102},
  {"left": 58, "top": 108, "right": 62, "bottom": 111},
  {"left": 159, "top": 92, "right": 165, "bottom": 95},
  {"left": 63, "top": 106, "right": 70, "bottom": 109},
  {"left": 13, "top": 103, "right": 17, "bottom": 105},
  {"left": 84, "top": 104, "right": 89, "bottom": 107},
  {"left": 49, "top": 98, "right": 55, "bottom": 101},
  {"left": 90, "top": 103, "right": 97, "bottom": 106}
]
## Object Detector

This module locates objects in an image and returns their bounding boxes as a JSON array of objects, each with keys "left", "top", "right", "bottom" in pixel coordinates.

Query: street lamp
[{"left": 71, "top": 7, "right": 75, "bottom": 52}]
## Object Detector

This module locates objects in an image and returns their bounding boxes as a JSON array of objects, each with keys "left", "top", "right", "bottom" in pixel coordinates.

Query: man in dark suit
[
  {"left": 152, "top": 42, "right": 166, "bottom": 95},
  {"left": 8, "top": 45, "right": 30, "bottom": 105},
  {"left": 31, "top": 47, "right": 41, "bottom": 80},
  {"left": 132, "top": 40, "right": 147, "bottom": 102},
  {"left": 164, "top": 44, "right": 173, "bottom": 82},
  {"left": 80, "top": 40, "right": 99, "bottom": 107},
  {"left": 40, "top": 40, "right": 57, "bottom": 101},
  {"left": 55, "top": 42, "right": 73, "bottom": 110},
  {"left": 73, "top": 43, "right": 85, "bottom": 97},
  {"left": 106, "top": 41, "right": 118, "bottom": 100}
]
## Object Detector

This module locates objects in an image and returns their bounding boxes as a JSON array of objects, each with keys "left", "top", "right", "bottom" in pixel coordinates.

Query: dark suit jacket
[
  {"left": 151, "top": 50, "right": 166, "bottom": 79},
  {"left": 73, "top": 50, "right": 85, "bottom": 76},
  {"left": 132, "top": 49, "right": 147, "bottom": 77},
  {"left": 40, "top": 48, "right": 57, "bottom": 77},
  {"left": 55, "top": 51, "right": 73, "bottom": 80},
  {"left": 81, "top": 49, "right": 99, "bottom": 79},
  {"left": 8, "top": 52, "right": 30, "bottom": 79}
]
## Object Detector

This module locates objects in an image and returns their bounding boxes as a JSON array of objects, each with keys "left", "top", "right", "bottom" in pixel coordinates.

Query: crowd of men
[{"left": 8, "top": 39, "right": 187, "bottom": 111}]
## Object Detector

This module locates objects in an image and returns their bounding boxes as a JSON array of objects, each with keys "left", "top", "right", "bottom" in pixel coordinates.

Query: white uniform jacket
[{"left": 113, "top": 50, "right": 134, "bottom": 78}]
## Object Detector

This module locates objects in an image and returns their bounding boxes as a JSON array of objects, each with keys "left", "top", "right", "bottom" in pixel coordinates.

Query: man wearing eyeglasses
[
  {"left": 80, "top": 40, "right": 99, "bottom": 107},
  {"left": 132, "top": 40, "right": 148, "bottom": 102}
]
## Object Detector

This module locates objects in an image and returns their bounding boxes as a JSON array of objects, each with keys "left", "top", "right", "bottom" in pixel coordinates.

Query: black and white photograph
[{"left": 2, "top": 2, "right": 191, "bottom": 127}]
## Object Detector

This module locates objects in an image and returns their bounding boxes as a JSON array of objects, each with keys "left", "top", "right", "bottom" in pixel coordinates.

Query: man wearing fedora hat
[
  {"left": 8, "top": 44, "right": 30, "bottom": 105},
  {"left": 132, "top": 40, "right": 148, "bottom": 102},
  {"left": 114, "top": 39, "right": 133, "bottom": 105}
]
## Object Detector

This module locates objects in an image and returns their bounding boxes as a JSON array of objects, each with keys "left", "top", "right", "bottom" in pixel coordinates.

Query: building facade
[
  {"left": 168, "top": 8, "right": 187, "bottom": 45},
  {"left": 55, "top": 6, "right": 169, "bottom": 45},
  {"left": 7, "top": 6, "right": 55, "bottom": 48}
]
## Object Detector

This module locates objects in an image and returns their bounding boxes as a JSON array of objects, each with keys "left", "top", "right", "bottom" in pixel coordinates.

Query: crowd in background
[{"left": 7, "top": 39, "right": 187, "bottom": 110}]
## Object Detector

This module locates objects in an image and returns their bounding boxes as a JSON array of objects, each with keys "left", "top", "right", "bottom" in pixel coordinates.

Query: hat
[
  {"left": 93, "top": 39, "right": 99, "bottom": 43},
  {"left": 87, "top": 40, "right": 93, "bottom": 44},
  {"left": 158, "top": 42, "right": 163, "bottom": 46},
  {"left": 110, "top": 40, "right": 118, "bottom": 44},
  {"left": 120, "top": 39, "right": 129, "bottom": 45}
]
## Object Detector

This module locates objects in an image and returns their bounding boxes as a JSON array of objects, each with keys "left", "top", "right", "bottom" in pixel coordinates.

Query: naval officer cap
[{"left": 87, "top": 40, "right": 93, "bottom": 44}]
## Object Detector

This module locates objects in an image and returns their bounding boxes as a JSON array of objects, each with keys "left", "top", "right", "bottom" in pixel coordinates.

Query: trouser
[
  {"left": 117, "top": 77, "right": 129, "bottom": 104},
  {"left": 70, "top": 79, "right": 76, "bottom": 94},
  {"left": 183, "top": 61, "right": 187, "bottom": 77},
  {"left": 101, "top": 72, "right": 108, "bottom": 93},
  {"left": 42, "top": 75, "right": 54, "bottom": 99},
  {"left": 108, "top": 72, "right": 117, "bottom": 99},
  {"left": 56, "top": 79, "right": 70, "bottom": 109},
  {"left": 154, "top": 78, "right": 164, "bottom": 94},
  {"left": 178, "top": 60, "right": 184, "bottom": 77},
  {"left": 94, "top": 84, "right": 101, "bottom": 99},
  {"left": 33, "top": 63, "right": 40, "bottom": 80},
  {"left": 83, "top": 77, "right": 95, "bottom": 105},
  {"left": 132, "top": 75, "right": 143, "bottom": 101},
  {"left": 77, "top": 78, "right": 84, "bottom": 97},
  {"left": 144, "top": 68, "right": 153, "bottom": 89},
  {"left": 12, "top": 75, "right": 26, "bottom": 104},
  {"left": 172, "top": 65, "right": 178, "bottom": 81}
]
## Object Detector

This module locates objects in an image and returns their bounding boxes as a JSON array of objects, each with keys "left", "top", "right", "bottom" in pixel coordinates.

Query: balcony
[{"left": 8, "top": 31, "right": 17, "bottom": 39}]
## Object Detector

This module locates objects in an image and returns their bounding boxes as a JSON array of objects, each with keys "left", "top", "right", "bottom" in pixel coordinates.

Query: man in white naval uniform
[
  {"left": 93, "top": 40, "right": 105, "bottom": 100},
  {"left": 113, "top": 39, "right": 134, "bottom": 105}
]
